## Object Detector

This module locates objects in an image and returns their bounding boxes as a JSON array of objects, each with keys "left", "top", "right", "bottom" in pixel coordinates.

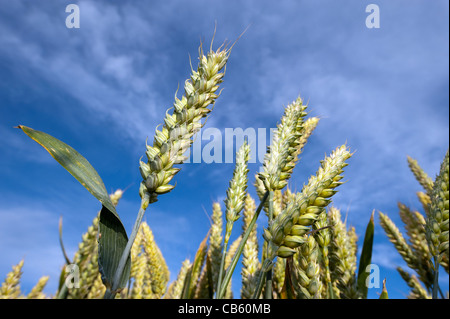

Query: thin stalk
[
  {"left": 104, "top": 193, "right": 150, "bottom": 299},
  {"left": 432, "top": 255, "right": 440, "bottom": 299},
  {"left": 215, "top": 241, "right": 229, "bottom": 299},
  {"left": 56, "top": 282, "right": 68, "bottom": 299},
  {"left": 252, "top": 259, "right": 272, "bottom": 299},
  {"left": 264, "top": 191, "right": 274, "bottom": 299},
  {"left": 327, "top": 281, "right": 335, "bottom": 299},
  {"left": 217, "top": 191, "right": 269, "bottom": 299}
]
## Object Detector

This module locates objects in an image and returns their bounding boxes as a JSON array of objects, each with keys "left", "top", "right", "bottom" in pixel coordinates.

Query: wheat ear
[
  {"left": 407, "top": 156, "right": 435, "bottom": 195},
  {"left": 164, "top": 259, "right": 192, "bottom": 299},
  {"left": 208, "top": 202, "right": 223, "bottom": 293},
  {"left": 139, "top": 43, "right": 231, "bottom": 204},
  {"left": 398, "top": 203, "right": 433, "bottom": 289},
  {"left": 217, "top": 141, "right": 250, "bottom": 297},
  {"left": 295, "top": 235, "right": 323, "bottom": 299},
  {"left": 328, "top": 207, "right": 357, "bottom": 299},
  {"left": 396, "top": 267, "right": 431, "bottom": 299},
  {"left": 0, "top": 260, "right": 23, "bottom": 299},
  {"left": 241, "top": 195, "right": 261, "bottom": 299},
  {"left": 26, "top": 276, "right": 49, "bottom": 299},
  {"left": 426, "top": 150, "right": 449, "bottom": 298},
  {"left": 313, "top": 211, "right": 332, "bottom": 296},
  {"left": 263, "top": 145, "right": 352, "bottom": 258},
  {"left": 257, "top": 97, "right": 307, "bottom": 193}
]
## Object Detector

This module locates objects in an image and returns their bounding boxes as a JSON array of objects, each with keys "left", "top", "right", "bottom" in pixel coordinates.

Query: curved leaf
[{"left": 17, "top": 125, "right": 130, "bottom": 291}]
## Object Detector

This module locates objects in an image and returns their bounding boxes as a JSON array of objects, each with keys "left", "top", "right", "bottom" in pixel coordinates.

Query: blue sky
[{"left": 0, "top": 0, "right": 448, "bottom": 299}]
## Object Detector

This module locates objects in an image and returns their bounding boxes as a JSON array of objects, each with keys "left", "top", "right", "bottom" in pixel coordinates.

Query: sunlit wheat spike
[
  {"left": 397, "top": 203, "right": 433, "bottom": 289},
  {"left": 396, "top": 267, "right": 431, "bottom": 299},
  {"left": 263, "top": 145, "right": 352, "bottom": 258},
  {"left": 140, "top": 222, "right": 170, "bottom": 299},
  {"left": 0, "top": 260, "right": 24, "bottom": 299},
  {"left": 130, "top": 254, "right": 147, "bottom": 299},
  {"left": 296, "top": 117, "right": 319, "bottom": 156},
  {"left": 295, "top": 235, "right": 323, "bottom": 299},
  {"left": 313, "top": 211, "right": 332, "bottom": 290},
  {"left": 86, "top": 274, "right": 106, "bottom": 299},
  {"left": 417, "top": 191, "right": 432, "bottom": 217},
  {"left": 328, "top": 207, "right": 357, "bottom": 299},
  {"left": 139, "top": 42, "right": 231, "bottom": 204},
  {"left": 257, "top": 97, "right": 308, "bottom": 193},
  {"left": 208, "top": 202, "right": 223, "bottom": 292},
  {"left": 241, "top": 195, "right": 261, "bottom": 299},
  {"left": 379, "top": 211, "right": 417, "bottom": 271},
  {"left": 426, "top": 149, "right": 449, "bottom": 267},
  {"left": 407, "top": 155, "right": 435, "bottom": 195},
  {"left": 68, "top": 214, "right": 101, "bottom": 299},
  {"left": 26, "top": 276, "right": 49, "bottom": 299},
  {"left": 224, "top": 141, "right": 251, "bottom": 244},
  {"left": 164, "top": 259, "right": 192, "bottom": 299}
]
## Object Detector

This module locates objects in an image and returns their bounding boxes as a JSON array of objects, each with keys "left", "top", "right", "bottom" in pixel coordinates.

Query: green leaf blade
[
  {"left": 357, "top": 210, "right": 375, "bottom": 299},
  {"left": 18, "top": 125, "right": 130, "bottom": 291}
]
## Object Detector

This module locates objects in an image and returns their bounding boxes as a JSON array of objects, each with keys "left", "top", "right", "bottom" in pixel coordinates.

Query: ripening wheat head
[
  {"left": 139, "top": 43, "right": 231, "bottom": 204},
  {"left": 263, "top": 145, "right": 352, "bottom": 258},
  {"left": 426, "top": 149, "right": 449, "bottom": 266}
]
